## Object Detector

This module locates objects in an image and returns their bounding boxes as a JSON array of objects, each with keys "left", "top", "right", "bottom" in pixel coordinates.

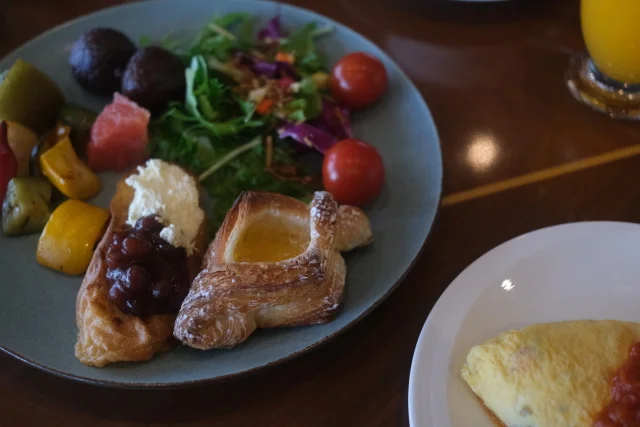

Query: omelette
[{"left": 460, "top": 320, "right": 640, "bottom": 427}]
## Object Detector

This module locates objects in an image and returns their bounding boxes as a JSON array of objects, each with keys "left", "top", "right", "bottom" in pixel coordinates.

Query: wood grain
[{"left": 5, "top": 0, "right": 640, "bottom": 426}]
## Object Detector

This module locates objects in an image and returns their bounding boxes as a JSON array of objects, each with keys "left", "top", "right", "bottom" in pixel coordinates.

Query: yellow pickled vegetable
[
  {"left": 6, "top": 121, "right": 39, "bottom": 176},
  {"left": 39, "top": 136, "right": 101, "bottom": 199},
  {"left": 37, "top": 200, "right": 109, "bottom": 275}
]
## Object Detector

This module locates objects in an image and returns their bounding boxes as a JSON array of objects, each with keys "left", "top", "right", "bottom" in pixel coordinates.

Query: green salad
[{"left": 147, "top": 13, "right": 343, "bottom": 227}]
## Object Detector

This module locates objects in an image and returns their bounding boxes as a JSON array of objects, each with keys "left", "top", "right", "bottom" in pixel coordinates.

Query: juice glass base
[{"left": 566, "top": 54, "right": 640, "bottom": 120}]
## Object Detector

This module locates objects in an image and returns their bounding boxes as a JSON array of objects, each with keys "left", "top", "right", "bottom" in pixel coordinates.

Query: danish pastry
[
  {"left": 173, "top": 191, "right": 372, "bottom": 350},
  {"left": 75, "top": 177, "right": 205, "bottom": 367}
]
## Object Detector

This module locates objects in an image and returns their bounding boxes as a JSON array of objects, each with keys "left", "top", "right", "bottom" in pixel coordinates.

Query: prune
[
  {"left": 121, "top": 46, "right": 186, "bottom": 113},
  {"left": 69, "top": 28, "right": 137, "bottom": 95}
]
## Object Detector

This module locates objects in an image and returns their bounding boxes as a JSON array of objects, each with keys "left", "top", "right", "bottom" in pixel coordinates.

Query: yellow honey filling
[{"left": 233, "top": 215, "right": 310, "bottom": 263}]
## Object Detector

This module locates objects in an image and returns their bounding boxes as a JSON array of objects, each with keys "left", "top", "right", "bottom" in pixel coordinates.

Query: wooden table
[{"left": 3, "top": 0, "right": 639, "bottom": 425}]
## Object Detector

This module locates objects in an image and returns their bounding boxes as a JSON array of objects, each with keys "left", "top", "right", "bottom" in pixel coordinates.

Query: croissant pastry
[
  {"left": 75, "top": 178, "right": 205, "bottom": 367},
  {"left": 174, "top": 191, "right": 373, "bottom": 350}
]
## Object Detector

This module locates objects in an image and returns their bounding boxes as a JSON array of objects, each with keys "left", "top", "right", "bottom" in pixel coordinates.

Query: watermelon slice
[{"left": 87, "top": 93, "right": 150, "bottom": 172}]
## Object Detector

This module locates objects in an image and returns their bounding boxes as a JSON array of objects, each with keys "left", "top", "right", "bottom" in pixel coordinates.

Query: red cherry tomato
[
  {"left": 330, "top": 52, "right": 388, "bottom": 110},
  {"left": 322, "top": 138, "right": 385, "bottom": 206}
]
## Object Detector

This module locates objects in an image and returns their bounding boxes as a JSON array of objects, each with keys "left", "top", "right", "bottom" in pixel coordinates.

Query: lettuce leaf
[{"left": 281, "top": 23, "right": 332, "bottom": 75}]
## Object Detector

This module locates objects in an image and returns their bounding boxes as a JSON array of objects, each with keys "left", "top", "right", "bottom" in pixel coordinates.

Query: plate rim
[
  {"left": 407, "top": 221, "right": 640, "bottom": 426},
  {"left": 0, "top": 0, "right": 443, "bottom": 388}
]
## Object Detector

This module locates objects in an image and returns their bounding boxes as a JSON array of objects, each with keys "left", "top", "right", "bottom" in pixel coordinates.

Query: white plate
[{"left": 408, "top": 222, "right": 640, "bottom": 426}]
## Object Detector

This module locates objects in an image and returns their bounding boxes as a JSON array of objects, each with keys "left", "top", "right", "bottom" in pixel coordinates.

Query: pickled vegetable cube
[
  {"left": 36, "top": 200, "right": 109, "bottom": 275},
  {"left": 2, "top": 177, "right": 52, "bottom": 236}
]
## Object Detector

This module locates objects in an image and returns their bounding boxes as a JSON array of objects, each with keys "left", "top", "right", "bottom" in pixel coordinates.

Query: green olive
[{"left": 58, "top": 104, "right": 97, "bottom": 156}]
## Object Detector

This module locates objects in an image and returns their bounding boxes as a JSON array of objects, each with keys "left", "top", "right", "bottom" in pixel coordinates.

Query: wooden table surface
[{"left": 3, "top": 0, "right": 639, "bottom": 425}]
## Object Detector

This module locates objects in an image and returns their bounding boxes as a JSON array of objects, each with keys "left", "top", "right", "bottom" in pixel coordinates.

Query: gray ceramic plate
[{"left": 0, "top": 0, "right": 442, "bottom": 388}]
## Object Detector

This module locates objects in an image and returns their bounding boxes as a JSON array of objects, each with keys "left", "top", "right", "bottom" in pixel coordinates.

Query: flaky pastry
[
  {"left": 173, "top": 191, "right": 373, "bottom": 350},
  {"left": 75, "top": 178, "right": 204, "bottom": 367}
]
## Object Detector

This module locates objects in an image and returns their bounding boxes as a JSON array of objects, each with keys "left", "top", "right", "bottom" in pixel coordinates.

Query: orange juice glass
[
  {"left": 583, "top": 0, "right": 640, "bottom": 83},
  {"left": 566, "top": 0, "right": 640, "bottom": 119}
]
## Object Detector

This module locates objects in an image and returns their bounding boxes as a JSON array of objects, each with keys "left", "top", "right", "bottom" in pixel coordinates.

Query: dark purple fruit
[
  {"left": 69, "top": 28, "right": 136, "bottom": 95},
  {"left": 106, "top": 267, "right": 126, "bottom": 285},
  {"left": 158, "top": 242, "right": 185, "bottom": 261},
  {"left": 124, "top": 298, "right": 143, "bottom": 316},
  {"left": 108, "top": 283, "right": 129, "bottom": 306},
  {"left": 112, "top": 231, "right": 127, "bottom": 246},
  {"left": 121, "top": 46, "right": 186, "bottom": 114},
  {"left": 169, "top": 287, "right": 188, "bottom": 311},
  {"left": 105, "top": 250, "right": 132, "bottom": 269},
  {"left": 122, "top": 235, "right": 153, "bottom": 259},
  {"left": 104, "top": 215, "right": 190, "bottom": 317},
  {"left": 135, "top": 215, "right": 164, "bottom": 232},
  {"left": 123, "top": 265, "right": 150, "bottom": 294},
  {"left": 151, "top": 279, "right": 173, "bottom": 300},
  {"left": 109, "top": 231, "right": 127, "bottom": 253}
]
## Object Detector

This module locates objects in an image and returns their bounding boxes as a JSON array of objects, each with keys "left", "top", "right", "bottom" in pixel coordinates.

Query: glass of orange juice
[{"left": 566, "top": 0, "right": 640, "bottom": 119}]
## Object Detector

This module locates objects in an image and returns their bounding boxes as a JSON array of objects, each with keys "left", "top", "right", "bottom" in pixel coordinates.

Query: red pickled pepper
[{"left": 0, "top": 121, "right": 18, "bottom": 202}]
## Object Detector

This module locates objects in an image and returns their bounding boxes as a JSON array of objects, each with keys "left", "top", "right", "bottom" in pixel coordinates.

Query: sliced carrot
[
  {"left": 256, "top": 99, "right": 275, "bottom": 115},
  {"left": 275, "top": 52, "right": 295, "bottom": 64}
]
